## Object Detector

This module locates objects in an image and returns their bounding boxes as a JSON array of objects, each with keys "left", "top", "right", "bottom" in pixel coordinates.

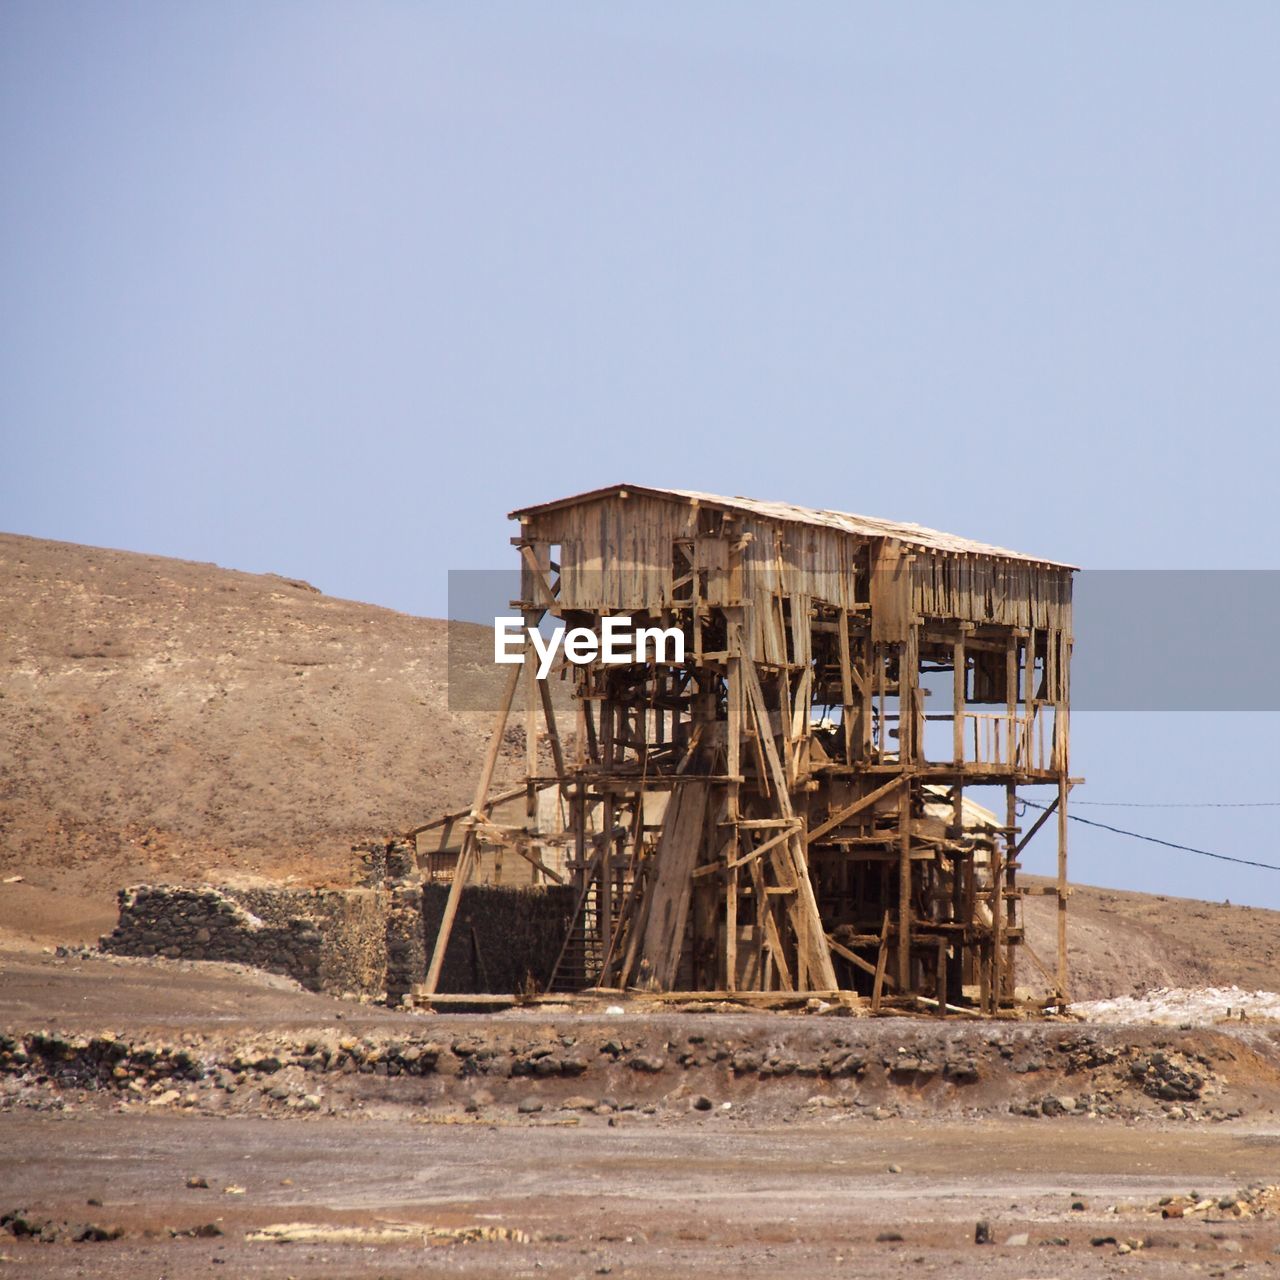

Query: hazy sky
[{"left": 3, "top": 4, "right": 1279, "bottom": 906}]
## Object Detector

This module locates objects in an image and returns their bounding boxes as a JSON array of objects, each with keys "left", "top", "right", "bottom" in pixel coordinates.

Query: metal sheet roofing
[{"left": 510, "top": 483, "right": 1076, "bottom": 569}]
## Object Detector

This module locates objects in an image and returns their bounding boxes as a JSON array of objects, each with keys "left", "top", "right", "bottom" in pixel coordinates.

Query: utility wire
[
  {"left": 1021, "top": 800, "right": 1280, "bottom": 873},
  {"left": 1073, "top": 800, "right": 1280, "bottom": 809}
]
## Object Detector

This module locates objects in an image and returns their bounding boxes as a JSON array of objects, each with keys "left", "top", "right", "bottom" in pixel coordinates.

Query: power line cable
[
  {"left": 1073, "top": 800, "right": 1280, "bottom": 809},
  {"left": 1021, "top": 800, "right": 1280, "bottom": 873}
]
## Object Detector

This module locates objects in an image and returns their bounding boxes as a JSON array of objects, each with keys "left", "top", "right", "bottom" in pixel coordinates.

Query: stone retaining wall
[
  {"left": 99, "top": 886, "right": 326, "bottom": 989},
  {"left": 231, "top": 887, "right": 389, "bottom": 996},
  {"left": 99, "top": 874, "right": 577, "bottom": 1003}
]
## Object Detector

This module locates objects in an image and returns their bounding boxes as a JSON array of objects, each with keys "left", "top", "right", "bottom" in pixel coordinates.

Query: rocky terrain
[
  {"left": 1, "top": 977, "right": 1272, "bottom": 1130},
  {"left": 2, "top": 947, "right": 1280, "bottom": 1277}
]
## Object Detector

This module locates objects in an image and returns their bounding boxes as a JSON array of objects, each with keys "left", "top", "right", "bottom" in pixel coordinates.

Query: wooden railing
[{"left": 962, "top": 708, "right": 1055, "bottom": 772}]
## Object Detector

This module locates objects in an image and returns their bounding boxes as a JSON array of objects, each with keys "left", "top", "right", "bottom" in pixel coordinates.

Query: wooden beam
[
  {"left": 634, "top": 779, "right": 710, "bottom": 989},
  {"left": 725, "top": 849, "right": 738, "bottom": 992},
  {"left": 404, "top": 785, "right": 525, "bottom": 837},
  {"left": 805, "top": 775, "right": 906, "bottom": 846},
  {"left": 738, "top": 646, "right": 839, "bottom": 991},
  {"left": 537, "top": 678, "right": 567, "bottom": 788},
  {"left": 1003, "top": 782, "right": 1017, "bottom": 1003},
  {"left": 826, "top": 932, "right": 896, "bottom": 987},
  {"left": 897, "top": 781, "right": 911, "bottom": 989},
  {"left": 518, "top": 543, "right": 559, "bottom": 610},
  {"left": 1012, "top": 797, "right": 1057, "bottom": 857},
  {"left": 725, "top": 823, "right": 801, "bottom": 871},
  {"left": 871, "top": 911, "right": 890, "bottom": 1013},
  {"left": 762, "top": 903, "right": 794, "bottom": 992},
  {"left": 1057, "top": 773, "right": 1069, "bottom": 999},
  {"left": 422, "top": 659, "right": 522, "bottom": 994}
]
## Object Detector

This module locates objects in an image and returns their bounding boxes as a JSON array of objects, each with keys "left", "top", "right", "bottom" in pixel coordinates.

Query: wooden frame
[{"left": 417, "top": 486, "right": 1076, "bottom": 1012}]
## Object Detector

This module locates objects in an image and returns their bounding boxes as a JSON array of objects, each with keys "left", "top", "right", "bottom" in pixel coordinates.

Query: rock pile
[
  {"left": 1157, "top": 1185, "right": 1280, "bottom": 1219},
  {"left": 2, "top": 1209, "right": 123, "bottom": 1245},
  {"left": 0, "top": 1020, "right": 1261, "bottom": 1127}
]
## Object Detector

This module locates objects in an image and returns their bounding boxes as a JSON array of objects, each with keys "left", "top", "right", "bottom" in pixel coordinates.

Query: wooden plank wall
[{"left": 522, "top": 495, "right": 1072, "bottom": 668}]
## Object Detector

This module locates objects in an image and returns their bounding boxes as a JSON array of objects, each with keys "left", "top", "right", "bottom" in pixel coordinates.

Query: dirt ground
[
  {"left": 3, "top": 948, "right": 1280, "bottom": 1278},
  {"left": 6, "top": 1112, "right": 1280, "bottom": 1278}
]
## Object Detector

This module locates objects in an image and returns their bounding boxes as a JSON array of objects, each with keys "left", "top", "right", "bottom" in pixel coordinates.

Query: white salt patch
[{"left": 1073, "top": 985, "right": 1280, "bottom": 1025}]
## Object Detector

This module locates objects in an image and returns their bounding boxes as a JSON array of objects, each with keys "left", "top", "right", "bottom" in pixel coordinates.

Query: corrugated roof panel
[{"left": 510, "top": 483, "right": 1076, "bottom": 569}]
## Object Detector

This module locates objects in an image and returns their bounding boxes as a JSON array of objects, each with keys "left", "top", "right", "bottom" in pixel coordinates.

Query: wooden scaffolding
[{"left": 421, "top": 484, "right": 1076, "bottom": 1012}]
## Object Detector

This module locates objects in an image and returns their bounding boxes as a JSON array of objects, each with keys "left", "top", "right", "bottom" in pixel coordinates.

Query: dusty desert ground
[{"left": 2, "top": 946, "right": 1280, "bottom": 1277}]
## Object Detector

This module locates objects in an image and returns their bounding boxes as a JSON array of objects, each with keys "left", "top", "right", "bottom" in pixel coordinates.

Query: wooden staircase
[{"left": 547, "top": 874, "right": 605, "bottom": 992}]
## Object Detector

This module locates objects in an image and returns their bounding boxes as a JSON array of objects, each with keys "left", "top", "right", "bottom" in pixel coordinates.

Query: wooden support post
[
  {"left": 1006, "top": 634, "right": 1018, "bottom": 769},
  {"left": 727, "top": 637, "right": 742, "bottom": 817},
  {"left": 871, "top": 911, "right": 891, "bottom": 1013},
  {"left": 1025, "top": 627, "right": 1037, "bottom": 769},
  {"left": 522, "top": 543, "right": 552, "bottom": 819},
  {"left": 952, "top": 637, "right": 965, "bottom": 766},
  {"left": 725, "top": 858, "right": 738, "bottom": 992},
  {"left": 776, "top": 666, "right": 794, "bottom": 788},
  {"left": 1004, "top": 782, "right": 1017, "bottom": 1003},
  {"left": 422, "top": 660, "right": 522, "bottom": 995},
  {"left": 582, "top": 694, "right": 598, "bottom": 765},
  {"left": 839, "top": 608, "right": 854, "bottom": 766},
  {"left": 633, "top": 780, "right": 710, "bottom": 990},
  {"left": 901, "top": 630, "right": 918, "bottom": 764},
  {"left": 897, "top": 780, "right": 911, "bottom": 990},
  {"left": 601, "top": 688, "right": 615, "bottom": 770},
  {"left": 524, "top": 652, "right": 539, "bottom": 820},
  {"left": 950, "top": 782, "right": 964, "bottom": 1005},
  {"left": 1057, "top": 773, "right": 1069, "bottom": 1000},
  {"left": 762, "top": 902, "right": 794, "bottom": 992},
  {"left": 989, "top": 843, "right": 1004, "bottom": 1013},
  {"left": 876, "top": 648, "right": 886, "bottom": 763},
  {"left": 572, "top": 783, "right": 588, "bottom": 887},
  {"left": 538, "top": 679, "right": 567, "bottom": 790},
  {"left": 724, "top": 623, "right": 742, "bottom": 992},
  {"left": 744, "top": 851, "right": 770, "bottom": 992},
  {"left": 738, "top": 646, "right": 838, "bottom": 991},
  {"left": 858, "top": 636, "right": 873, "bottom": 760},
  {"left": 601, "top": 792, "right": 615, "bottom": 966}
]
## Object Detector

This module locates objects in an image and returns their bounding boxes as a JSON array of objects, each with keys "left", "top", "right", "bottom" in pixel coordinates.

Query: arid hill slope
[
  {"left": 0, "top": 531, "right": 518, "bottom": 902},
  {"left": 1, "top": 531, "right": 1278, "bottom": 1001},
  {"left": 1021, "top": 877, "right": 1280, "bottom": 1000}
]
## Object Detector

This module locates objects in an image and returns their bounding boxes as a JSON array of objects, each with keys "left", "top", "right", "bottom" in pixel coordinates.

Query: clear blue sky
[{"left": 3, "top": 4, "right": 1279, "bottom": 906}]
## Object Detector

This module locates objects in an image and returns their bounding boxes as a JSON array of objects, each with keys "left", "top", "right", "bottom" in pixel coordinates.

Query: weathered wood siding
[{"left": 520, "top": 492, "right": 1072, "bottom": 663}]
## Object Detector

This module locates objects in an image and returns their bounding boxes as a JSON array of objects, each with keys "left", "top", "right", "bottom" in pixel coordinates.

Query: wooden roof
[{"left": 511, "top": 483, "right": 1076, "bottom": 570}]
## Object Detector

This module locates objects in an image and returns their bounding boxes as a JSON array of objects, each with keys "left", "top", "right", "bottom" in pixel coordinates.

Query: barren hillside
[
  {"left": 1, "top": 531, "right": 1278, "bottom": 1001},
  {"left": 0, "top": 532, "right": 520, "bottom": 915},
  {"left": 1022, "top": 877, "right": 1280, "bottom": 1000}
]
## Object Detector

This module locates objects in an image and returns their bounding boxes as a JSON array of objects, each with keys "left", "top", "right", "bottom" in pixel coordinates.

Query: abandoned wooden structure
[{"left": 419, "top": 484, "right": 1076, "bottom": 1012}]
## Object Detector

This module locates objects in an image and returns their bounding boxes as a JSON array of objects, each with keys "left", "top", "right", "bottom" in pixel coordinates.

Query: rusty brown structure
[{"left": 420, "top": 485, "right": 1076, "bottom": 1012}]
